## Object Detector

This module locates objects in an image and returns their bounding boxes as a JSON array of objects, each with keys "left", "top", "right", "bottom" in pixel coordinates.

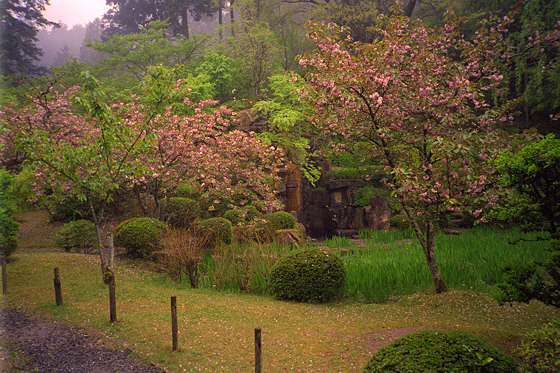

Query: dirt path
[{"left": 0, "top": 307, "right": 162, "bottom": 372}]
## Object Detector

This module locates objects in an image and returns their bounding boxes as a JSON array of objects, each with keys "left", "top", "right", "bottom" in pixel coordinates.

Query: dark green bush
[
  {"left": 199, "top": 217, "right": 233, "bottom": 248},
  {"left": 114, "top": 217, "right": 168, "bottom": 258},
  {"left": 0, "top": 169, "right": 18, "bottom": 257},
  {"left": 266, "top": 211, "right": 297, "bottom": 231},
  {"left": 243, "top": 205, "right": 261, "bottom": 222},
  {"left": 164, "top": 197, "right": 199, "bottom": 228},
  {"left": 50, "top": 195, "right": 92, "bottom": 222},
  {"left": 54, "top": 219, "right": 97, "bottom": 252},
  {"left": 516, "top": 319, "right": 560, "bottom": 373},
  {"left": 354, "top": 185, "right": 388, "bottom": 207},
  {"left": 364, "top": 330, "right": 518, "bottom": 372},
  {"left": 329, "top": 167, "right": 360, "bottom": 180},
  {"left": 390, "top": 214, "right": 411, "bottom": 229},
  {"left": 224, "top": 209, "right": 245, "bottom": 226},
  {"left": 269, "top": 248, "right": 346, "bottom": 303},
  {"left": 174, "top": 182, "right": 199, "bottom": 199}
]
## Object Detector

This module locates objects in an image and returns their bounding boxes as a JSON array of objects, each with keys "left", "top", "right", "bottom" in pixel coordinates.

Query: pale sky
[{"left": 44, "top": 0, "right": 110, "bottom": 28}]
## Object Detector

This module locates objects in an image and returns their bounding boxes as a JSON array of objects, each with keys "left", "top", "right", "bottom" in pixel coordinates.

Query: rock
[
  {"left": 364, "top": 195, "right": 391, "bottom": 230},
  {"left": 275, "top": 229, "right": 302, "bottom": 246}
]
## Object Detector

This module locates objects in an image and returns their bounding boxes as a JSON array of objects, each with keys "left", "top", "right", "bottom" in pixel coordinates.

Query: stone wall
[{"left": 277, "top": 162, "right": 391, "bottom": 238}]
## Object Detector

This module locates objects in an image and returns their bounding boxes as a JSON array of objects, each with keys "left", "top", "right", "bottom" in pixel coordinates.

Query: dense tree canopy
[{"left": 0, "top": 0, "right": 57, "bottom": 75}]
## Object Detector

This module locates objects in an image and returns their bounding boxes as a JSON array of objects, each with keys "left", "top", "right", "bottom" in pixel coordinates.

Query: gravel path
[{"left": 0, "top": 307, "right": 163, "bottom": 372}]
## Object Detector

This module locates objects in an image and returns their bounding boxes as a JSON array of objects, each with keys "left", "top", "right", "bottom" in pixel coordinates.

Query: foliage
[
  {"left": 103, "top": 0, "right": 215, "bottom": 37},
  {"left": 495, "top": 240, "right": 560, "bottom": 307},
  {"left": 328, "top": 168, "right": 360, "bottom": 180},
  {"left": 223, "top": 209, "right": 245, "bottom": 226},
  {"left": 253, "top": 73, "right": 320, "bottom": 183},
  {"left": 173, "top": 181, "right": 199, "bottom": 199},
  {"left": 49, "top": 195, "right": 92, "bottom": 222},
  {"left": 493, "top": 135, "right": 560, "bottom": 238},
  {"left": 0, "top": 0, "right": 57, "bottom": 75},
  {"left": 265, "top": 211, "right": 297, "bottom": 232},
  {"left": 269, "top": 247, "right": 346, "bottom": 303},
  {"left": 164, "top": 197, "right": 199, "bottom": 228},
  {"left": 159, "top": 226, "right": 210, "bottom": 288},
  {"left": 0, "top": 169, "right": 18, "bottom": 256},
  {"left": 114, "top": 217, "right": 168, "bottom": 258},
  {"left": 54, "top": 219, "right": 97, "bottom": 252},
  {"left": 516, "top": 319, "right": 560, "bottom": 373},
  {"left": 364, "top": 329, "right": 518, "bottom": 372},
  {"left": 300, "top": 13, "right": 528, "bottom": 293},
  {"left": 195, "top": 51, "right": 237, "bottom": 102},
  {"left": 198, "top": 217, "right": 233, "bottom": 248},
  {"left": 389, "top": 214, "right": 411, "bottom": 230},
  {"left": 202, "top": 242, "right": 290, "bottom": 294}
]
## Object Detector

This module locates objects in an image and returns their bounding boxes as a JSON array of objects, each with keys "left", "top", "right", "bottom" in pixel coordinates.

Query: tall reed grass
[{"left": 343, "top": 226, "right": 549, "bottom": 302}]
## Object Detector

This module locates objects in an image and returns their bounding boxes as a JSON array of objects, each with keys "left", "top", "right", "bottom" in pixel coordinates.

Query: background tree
[
  {"left": 0, "top": 0, "right": 57, "bottom": 75},
  {"left": 300, "top": 14, "right": 524, "bottom": 293},
  {"left": 102, "top": 0, "right": 216, "bottom": 38}
]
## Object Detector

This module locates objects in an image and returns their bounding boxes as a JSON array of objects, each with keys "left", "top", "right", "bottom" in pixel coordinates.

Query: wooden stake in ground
[
  {"left": 104, "top": 269, "right": 117, "bottom": 322},
  {"left": 255, "top": 327, "right": 262, "bottom": 373},
  {"left": 54, "top": 267, "right": 62, "bottom": 306},
  {"left": 171, "top": 296, "right": 178, "bottom": 351},
  {"left": 1, "top": 257, "right": 6, "bottom": 295}
]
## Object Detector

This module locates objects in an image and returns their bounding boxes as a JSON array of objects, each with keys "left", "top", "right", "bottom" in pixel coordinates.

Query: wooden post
[
  {"left": 171, "top": 296, "right": 178, "bottom": 351},
  {"left": 255, "top": 327, "right": 262, "bottom": 373},
  {"left": 1, "top": 257, "right": 6, "bottom": 295},
  {"left": 108, "top": 272, "right": 116, "bottom": 322},
  {"left": 54, "top": 268, "right": 62, "bottom": 306}
]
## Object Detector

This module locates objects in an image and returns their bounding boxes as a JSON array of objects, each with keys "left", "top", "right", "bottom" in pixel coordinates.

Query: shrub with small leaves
[
  {"left": 266, "top": 211, "right": 297, "bottom": 231},
  {"left": 516, "top": 319, "right": 560, "bottom": 373},
  {"left": 269, "top": 248, "right": 346, "bottom": 303},
  {"left": 174, "top": 181, "right": 199, "bottom": 199},
  {"left": 198, "top": 217, "right": 233, "bottom": 248},
  {"left": 115, "top": 217, "right": 168, "bottom": 258},
  {"left": 0, "top": 169, "right": 18, "bottom": 257},
  {"left": 224, "top": 209, "right": 245, "bottom": 226},
  {"left": 329, "top": 167, "right": 360, "bottom": 180},
  {"left": 390, "top": 214, "right": 410, "bottom": 229},
  {"left": 364, "top": 330, "right": 518, "bottom": 372},
  {"left": 54, "top": 219, "right": 97, "bottom": 252},
  {"left": 165, "top": 197, "right": 199, "bottom": 228}
]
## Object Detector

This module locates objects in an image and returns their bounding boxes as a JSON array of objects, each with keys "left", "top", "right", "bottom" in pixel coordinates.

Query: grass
[
  {"left": 342, "top": 226, "right": 549, "bottom": 302},
  {"left": 3, "top": 210, "right": 559, "bottom": 371}
]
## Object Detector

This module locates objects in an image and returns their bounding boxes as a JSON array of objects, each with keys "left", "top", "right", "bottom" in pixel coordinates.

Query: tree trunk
[
  {"left": 404, "top": 207, "right": 448, "bottom": 293},
  {"left": 88, "top": 197, "right": 106, "bottom": 276},
  {"left": 218, "top": 1, "right": 223, "bottom": 39}
]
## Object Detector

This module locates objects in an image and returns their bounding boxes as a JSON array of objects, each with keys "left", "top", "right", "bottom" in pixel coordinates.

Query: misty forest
[{"left": 1, "top": 0, "right": 559, "bottom": 371}]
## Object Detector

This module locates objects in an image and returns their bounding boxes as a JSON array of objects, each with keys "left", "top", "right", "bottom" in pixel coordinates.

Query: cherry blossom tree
[{"left": 299, "top": 13, "right": 527, "bottom": 293}]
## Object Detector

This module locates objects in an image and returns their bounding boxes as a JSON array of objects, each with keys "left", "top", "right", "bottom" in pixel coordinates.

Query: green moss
[
  {"left": 269, "top": 248, "right": 346, "bottom": 303},
  {"left": 329, "top": 167, "right": 360, "bottom": 180},
  {"left": 364, "top": 330, "right": 518, "bottom": 372}
]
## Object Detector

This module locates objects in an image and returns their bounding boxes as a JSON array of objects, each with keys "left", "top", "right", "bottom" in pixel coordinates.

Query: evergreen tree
[{"left": 0, "top": 0, "right": 57, "bottom": 75}]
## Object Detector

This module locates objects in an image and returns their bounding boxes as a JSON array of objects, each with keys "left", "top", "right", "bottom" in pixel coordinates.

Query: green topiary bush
[
  {"left": 364, "top": 330, "right": 518, "bottom": 372},
  {"left": 516, "top": 319, "right": 560, "bottom": 373},
  {"left": 390, "top": 214, "right": 411, "bottom": 229},
  {"left": 165, "top": 197, "right": 199, "bottom": 228},
  {"left": 174, "top": 181, "right": 199, "bottom": 199},
  {"left": 54, "top": 219, "right": 97, "bottom": 252},
  {"left": 269, "top": 248, "right": 346, "bottom": 303},
  {"left": 266, "top": 211, "right": 297, "bottom": 231},
  {"left": 199, "top": 217, "right": 233, "bottom": 248},
  {"left": 224, "top": 209, "right": 245, "bottom": 226},
  {"left": 114, "top": 217, "right": 168, "bottom": 258}
]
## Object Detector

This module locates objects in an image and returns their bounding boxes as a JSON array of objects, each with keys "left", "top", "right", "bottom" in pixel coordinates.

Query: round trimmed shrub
[
  {"left": 516, "top": 319, "right": 560, "bottom": 373},
  {"left": 390, "top": 214, "right": 411, "bottom": 229},
  {"left": 165, "top": 197, "right": 199, "bottom": 228},
  {"left": 54, "top": 219, "right": 97, "bottom": 252},
  {"left": 114, "top": 217, "right": 168, "bottom": 258},
  {"left": 266, "top": 211, "right": 297, "bottom": 231},
  {"left": 224, "top": 209, "right": 245, "bottom": 226},
  {"left": 243, "top": 205, "right": 261, "bottom": 222},
  {"left": 364, "top": 330, "right": 518, "bottom": 372},
  {"left": 269, "top": 248, "right": 346, "bottom": 303},
  {"left": 174, "top": 182, "right": 199, "bottom": 199},
  {"left": 198, "top": 217, "right": 233, "bottom": 247}
]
